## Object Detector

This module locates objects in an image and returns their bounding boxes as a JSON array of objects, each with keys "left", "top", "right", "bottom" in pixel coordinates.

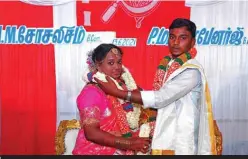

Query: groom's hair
[{"left": 169, "top": 18, "right": 197, "bottom": 38}]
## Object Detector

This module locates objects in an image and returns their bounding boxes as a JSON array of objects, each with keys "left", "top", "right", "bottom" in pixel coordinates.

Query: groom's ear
[{"left": 191, "top": 38, "right": 196, "bottom": 48}]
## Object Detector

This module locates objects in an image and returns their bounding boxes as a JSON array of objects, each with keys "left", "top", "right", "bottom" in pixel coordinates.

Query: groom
[{"left": 96, "top": 18, "right": 217, "bottom": 155}]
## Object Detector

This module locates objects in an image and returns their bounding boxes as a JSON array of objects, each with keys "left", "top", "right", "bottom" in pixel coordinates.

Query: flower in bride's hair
[
  {"left": 86, "top": 50, "right": 96, "bottom": 72},
  {"left": 86, "top": 53, "right": 94, "bottom": 66},
  {"left": 87, "top": 72, "right": 93, "bottom": 82}
]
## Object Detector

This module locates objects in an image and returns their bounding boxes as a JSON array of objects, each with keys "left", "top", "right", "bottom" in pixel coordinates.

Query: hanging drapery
[
  {"left": 189, "top": 1, "right": 248, "bottom": 155},
  {"left": 0, "top": 1, "right": 56, "bottom": 154},
  {"left": 20, "top": 0, "right": 74, "bottom": 6}
]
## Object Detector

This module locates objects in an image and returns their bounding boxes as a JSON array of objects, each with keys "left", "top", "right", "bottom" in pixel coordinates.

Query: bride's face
[{"left": 97, "top": 51, "right": 123, "bottom": 80}]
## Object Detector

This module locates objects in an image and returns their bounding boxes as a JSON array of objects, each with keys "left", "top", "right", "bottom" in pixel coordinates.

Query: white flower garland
[
  {"left": 88, "top": 65, "right": 151, "bottom": 155},
  {"left": 92, "top": 66, "right": 140, "bottom": 130}
]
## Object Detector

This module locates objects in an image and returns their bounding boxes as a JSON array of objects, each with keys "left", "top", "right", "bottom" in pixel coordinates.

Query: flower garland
[
  {"left": 84, "top": 48, "right": 152, "bottom": 155},
  {"left": 153, "top": 47, "right": 197, "bottom": 90},
  {"left": 92, "top": 66, "right": 141, "bottom": 131},
  {"left": 146, "top": 48, "right": 198, "bottom": 142},
  {"left": 86, "top": 66, "right": 142, "bottom": 135}
]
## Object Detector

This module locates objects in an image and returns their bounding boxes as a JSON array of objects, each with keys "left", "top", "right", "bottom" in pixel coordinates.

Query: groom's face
[{"left": 168, "top": 26, "right": 195, "bottom": 58}]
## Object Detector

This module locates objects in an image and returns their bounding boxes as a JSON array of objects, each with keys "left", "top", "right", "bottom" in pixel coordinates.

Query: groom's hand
[{"left": 94, "top": 76, "right": 119, "bottom": 96}]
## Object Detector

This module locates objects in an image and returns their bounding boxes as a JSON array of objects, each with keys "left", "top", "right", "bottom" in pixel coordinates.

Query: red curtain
[
  {"left": 77, "top": 1, "right": 190, "bottom": 89},
  {"left": 0, "top": 2, "right": 56, "bottom": 154}
]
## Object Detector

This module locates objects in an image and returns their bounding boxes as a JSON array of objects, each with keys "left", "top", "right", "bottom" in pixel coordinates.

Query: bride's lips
[{"left": 112, "top": 71, "right": 121, "bottom": 76}]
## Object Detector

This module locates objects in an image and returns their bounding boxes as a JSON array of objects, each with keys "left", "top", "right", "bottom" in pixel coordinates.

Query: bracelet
[
  {"left": 126, "top": 91, "right": 132, "bottom": 102},
  {"left": 115, "top": 138, "right": 132, "bottom": 149}
]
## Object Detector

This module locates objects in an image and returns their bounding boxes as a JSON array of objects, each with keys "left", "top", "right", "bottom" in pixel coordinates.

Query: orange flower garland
[{"left": 153, "top": 48, "right": 197, "bottom": 90}]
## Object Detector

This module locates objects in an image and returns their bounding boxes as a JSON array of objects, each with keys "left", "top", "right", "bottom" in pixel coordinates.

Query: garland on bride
[
  {"left": 91, "top": 66, "right": 142, "bottom": 131},
  {"left": 83, "top": 64, "right": 152, "bottom": 139}
]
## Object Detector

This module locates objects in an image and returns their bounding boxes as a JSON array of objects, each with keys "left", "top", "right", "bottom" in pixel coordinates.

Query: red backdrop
[
  {"left": 0, "top": 1, "right": 190, "bottom": 154},
  {"left": 0, "top": 2, "right": 56, "bottom": 154},
  {"left": 77, "top": 1, "right": 190, "bottom": 89}
]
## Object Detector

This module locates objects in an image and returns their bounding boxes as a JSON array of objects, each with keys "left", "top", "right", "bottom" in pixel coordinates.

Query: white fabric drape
[
  {"left": 53, "top": 2, "right": 116, "bottom": 127},
  {"left": 185, "top": 0, "right": 224, "bottom": 7},
  {"left": 20, "top": 0, "right": 74, "bottom": 6},
  {"left": 189, "top": 1, "right": 248, "bottom": 155},
  {"left": 53, "top": 1, "right": 79, "bottom": 127}
]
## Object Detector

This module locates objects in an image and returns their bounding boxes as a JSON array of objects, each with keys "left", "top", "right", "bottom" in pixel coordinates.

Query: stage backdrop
[
  {"left": 1, "top": 0, "right": 247, "bottom": 155},
  {"left": 187, "top": 0, "right": 248, "bottom": 155},
  {"left": 0, "top": 0, "right": 190, "bottom": 154},
  {"left": 0, "top": 2, "right": 56, "bottom": 154}
]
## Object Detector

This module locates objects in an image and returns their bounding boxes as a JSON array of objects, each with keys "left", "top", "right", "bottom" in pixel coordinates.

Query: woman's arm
[
  {"left": 77, "top": 85, "right": 150, "bottom": 153},
  {"left": 82, "top": 118, "right": 150, "bottom": 153}
]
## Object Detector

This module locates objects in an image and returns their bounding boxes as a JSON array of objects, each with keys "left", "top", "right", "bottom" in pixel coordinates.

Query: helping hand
[{"left": 94, "top": 76, "right": 120, "bottom": 96}]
